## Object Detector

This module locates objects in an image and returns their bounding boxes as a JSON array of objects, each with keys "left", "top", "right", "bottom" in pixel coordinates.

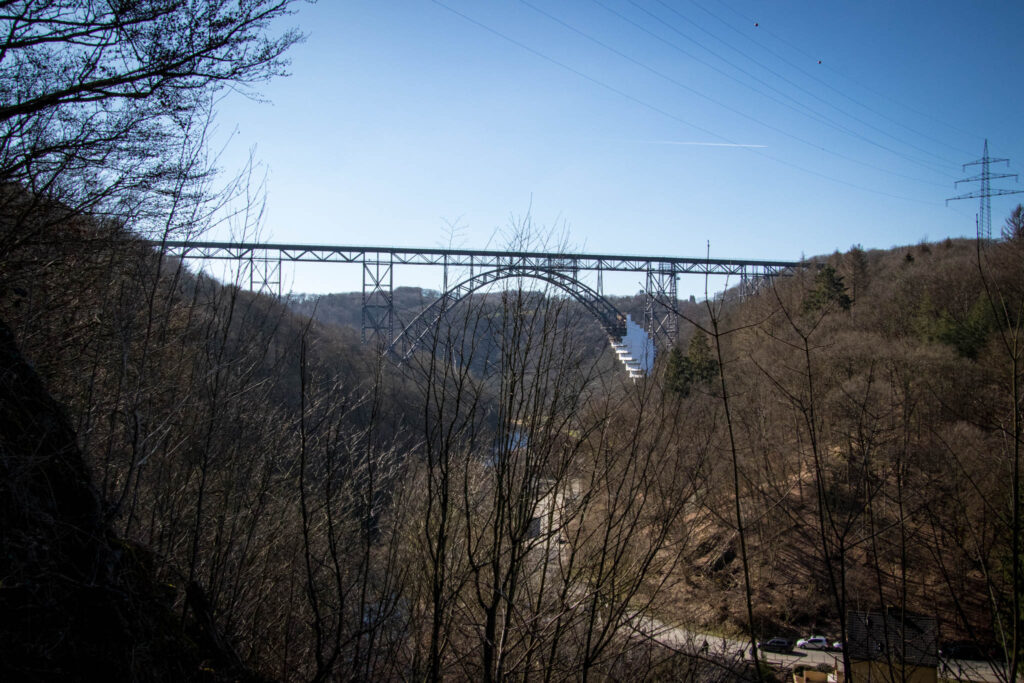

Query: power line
[
  {"left": 429, "top": 0, "right": 941, "bottom": 205},
  {"left": 520, "top": 0, "right": 953, "bottom": 189},
  {"left": 586, "top": 0, "right": 952, "bottom": 187},
  {"left": 647, "top": 0, "right": 962, "bottom": 171},
  {"left": 705, "top": 0, "right": 982, "bottom": 153}
]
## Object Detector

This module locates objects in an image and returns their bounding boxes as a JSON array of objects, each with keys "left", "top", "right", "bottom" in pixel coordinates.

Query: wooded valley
[
  {"left": 3, "top": 200, "right": 1023, "bottom": 681},
  {"left": 1, "top": 2, "right": 1022, "bottom": 680}
]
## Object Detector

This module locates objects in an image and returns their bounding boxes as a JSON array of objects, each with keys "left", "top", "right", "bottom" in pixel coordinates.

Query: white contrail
[{"left": 641, "top": 140, "right": 767, "bottom": 148}]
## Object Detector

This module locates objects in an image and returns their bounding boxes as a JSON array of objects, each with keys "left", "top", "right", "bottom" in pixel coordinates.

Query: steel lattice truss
[
  {"left": 155, "top": 241, "right": 799, "bottom": 274},
  {"left": 153, "top": 240, "right": 803, "bottom": 356},
  {"left": 387, "top": 266, "right": 629, "bottom": 361}
]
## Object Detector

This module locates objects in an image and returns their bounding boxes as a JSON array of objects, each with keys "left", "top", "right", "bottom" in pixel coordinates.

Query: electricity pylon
[{"left": 947, "top": 139, "right": 1022, "bottom": 240}]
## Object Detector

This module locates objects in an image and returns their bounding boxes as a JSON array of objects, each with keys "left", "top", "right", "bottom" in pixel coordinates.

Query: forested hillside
[
  {"left": 3, "top": 196, "right": 1023, "bottom": 681},
  {"left": 1, "top": 2, "right": 1022, "bottom": 681},
  {"left": 0, "top": 206, "right": 741, "bottom": 680},
  {"left": 656, "top": 237, "right": 1024, "bottom": 666}
]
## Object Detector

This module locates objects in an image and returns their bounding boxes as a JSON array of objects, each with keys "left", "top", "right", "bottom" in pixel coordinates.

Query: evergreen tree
[
  {"left": 664, "top": 346, "right": 691, "bottom": 397},
  {"left": 664, "top": 333, "right": 719, "bottom": 397},
  {"left": 802, "top": 265, "right": 853, "bottom": 314},
  {"left": 686, "top": 331, "right": 718, "bottom": 384}
]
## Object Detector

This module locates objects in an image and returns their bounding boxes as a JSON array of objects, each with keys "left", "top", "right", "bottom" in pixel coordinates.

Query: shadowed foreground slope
[{"left": 0, "top": 318, "right": 262, "bottom": 681}]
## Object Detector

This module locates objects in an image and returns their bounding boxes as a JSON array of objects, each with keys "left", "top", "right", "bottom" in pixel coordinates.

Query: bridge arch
[{"left": 388, "top": 266, "right": 630, "bottom": 361}]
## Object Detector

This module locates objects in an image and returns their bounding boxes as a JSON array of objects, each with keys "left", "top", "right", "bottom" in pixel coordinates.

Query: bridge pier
[
  {"left": 361, "top": 253, "right": 394, "bottom": 348},
  {"left": 644, "top": 265, "right": 678, "bottom": 349},
  {"left": 244, "top": 249, "right": 282, "bottom": 297}
]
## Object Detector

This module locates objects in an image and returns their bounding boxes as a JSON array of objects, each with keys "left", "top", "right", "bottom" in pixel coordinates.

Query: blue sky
[{"left": 208, "top": 0, "right": 1024, "bottom": 297}]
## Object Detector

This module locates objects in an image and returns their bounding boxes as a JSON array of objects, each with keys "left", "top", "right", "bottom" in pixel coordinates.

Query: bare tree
[
  {"left": 974, "top": 224, "right": 1024, "bottom": 680},
  {"left": 0, "top": 0, "right": 303, "bottom": 235},
  {"left": 388, "top": 225, "right": 720, "bottom": 681}
]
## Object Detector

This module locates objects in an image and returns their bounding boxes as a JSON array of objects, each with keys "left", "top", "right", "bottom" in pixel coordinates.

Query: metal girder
[
  {"left": 644, "top": 265, "right": 677, "bottom": 348},
  {"left": 362, "top": 255, "right": 393, "bottom": 348},
  {"left": 388, "top": 266, "right": 626, "bottom": 362},
  {"left": 153, "top": 240, "right": 802, "bottom": 276},
  {"left": 244, "top": 252, "right": 281, "bottom": 297}
]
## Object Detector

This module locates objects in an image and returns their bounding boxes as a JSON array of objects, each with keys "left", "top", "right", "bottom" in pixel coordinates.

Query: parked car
[
  {"left": 831, "top": 641, "right": 843, "bottom": 651},
  {"left": 796, "top": 635, "right": 830, "bottom": 650},
  {"left": 758, "top": 637, "right": 795, "bottom": 654}
]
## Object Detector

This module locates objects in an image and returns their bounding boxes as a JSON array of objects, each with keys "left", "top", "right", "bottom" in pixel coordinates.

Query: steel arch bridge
[
  {"left": 386, "top": 265, "right": 628, "bottom": 361},
  {"left": 153, "top": 240, "right": 803, "bottom": 358}
]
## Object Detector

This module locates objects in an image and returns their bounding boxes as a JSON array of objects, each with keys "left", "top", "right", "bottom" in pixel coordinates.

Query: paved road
[
  {"left": 534, "top": 483, "right": 1011, "bottom": 682},
  {"left": 751, "top": 643, "right": 1010, "bottom": 681},
  {"left": 632, "top": 618, "right": 1011, "bottom": 682}
]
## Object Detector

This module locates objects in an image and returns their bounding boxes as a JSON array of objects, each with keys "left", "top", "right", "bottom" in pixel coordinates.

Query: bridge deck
[{"left": 152, "top": 240, "right": 803, "bottom": 276}]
